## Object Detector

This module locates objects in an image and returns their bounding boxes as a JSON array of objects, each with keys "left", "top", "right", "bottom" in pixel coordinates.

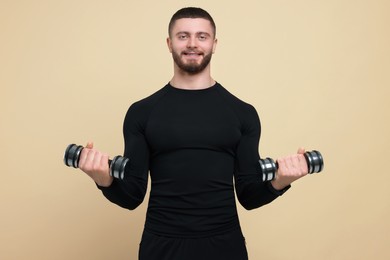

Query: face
[{"left": 167, "top": 18, "right": 217, "bottom": 74}]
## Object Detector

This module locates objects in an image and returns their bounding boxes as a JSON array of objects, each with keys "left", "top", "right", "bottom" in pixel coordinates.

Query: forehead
[{"left": 171, "top": 18, "right": 214, "bottom": 35}]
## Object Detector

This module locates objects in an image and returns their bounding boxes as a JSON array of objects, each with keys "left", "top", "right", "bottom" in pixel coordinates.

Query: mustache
[{"left": 181, "top": 49, "right": 204, "bottom": 55}]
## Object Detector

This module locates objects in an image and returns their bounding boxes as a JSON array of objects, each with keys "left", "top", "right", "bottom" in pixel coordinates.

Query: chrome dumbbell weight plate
[
  {"left": 110, "top": 156, "right": 129, "bottom": 180},
  {"left": 259, "top": 157, "right": 277, "bottom": 182},
  {"left": 304, "top": 150, "right": 324, "bottom": 174},
  {"left": 64, "top": 144, "right": 84, "bottom": 168}
]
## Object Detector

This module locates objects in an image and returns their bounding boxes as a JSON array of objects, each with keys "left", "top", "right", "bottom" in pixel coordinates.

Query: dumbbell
[
  {"left": 259, "top": 150, "right": 324, "bottom": 182},
  {"left": 63, "top": 144, "right": 129, "bottom": 180}
]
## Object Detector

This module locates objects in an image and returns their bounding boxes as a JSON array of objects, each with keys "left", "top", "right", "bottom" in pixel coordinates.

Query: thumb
[
  {"left": 297, "top": 147, "right": 306, "bottom": 154},
  {"left": 86, "top": 141, "right": 94, "bottom": 149}
]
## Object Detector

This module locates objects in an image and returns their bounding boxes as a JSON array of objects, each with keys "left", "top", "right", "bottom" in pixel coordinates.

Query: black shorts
[{"left": 138, "top": 228, "right": 248, "bottom": 260}]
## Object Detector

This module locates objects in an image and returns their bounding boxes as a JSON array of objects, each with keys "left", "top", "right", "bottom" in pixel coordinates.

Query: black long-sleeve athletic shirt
[{"left": 98, "top": 82, "right": 290, "bottom": 238}]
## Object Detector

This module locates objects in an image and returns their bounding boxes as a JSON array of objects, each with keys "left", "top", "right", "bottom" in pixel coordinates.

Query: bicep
[{"left": 234, "top": 106, "right": 281, "bottom": 210}]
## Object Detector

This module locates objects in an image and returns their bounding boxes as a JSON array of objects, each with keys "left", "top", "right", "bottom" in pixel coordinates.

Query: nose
[{"left": 186, "top": 36, "right": 197, "bottom": 48}]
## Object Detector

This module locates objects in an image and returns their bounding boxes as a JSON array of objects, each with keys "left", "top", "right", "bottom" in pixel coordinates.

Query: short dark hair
[{"left": 168, "top": 7, "right": 216, "bottom": 38}]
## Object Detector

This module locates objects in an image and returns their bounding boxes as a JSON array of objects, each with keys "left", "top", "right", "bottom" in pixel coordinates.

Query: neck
[{"left": 170, "top": 65, "right": 215, "bottom": 90}]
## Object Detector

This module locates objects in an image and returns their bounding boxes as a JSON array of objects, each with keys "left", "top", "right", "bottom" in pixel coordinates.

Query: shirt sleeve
[
  {"left": 234, "top": 105, "right": 290, "bottom": 210},
  {"left": 97, "top": 103, "right": 149, "bottom": 210}
]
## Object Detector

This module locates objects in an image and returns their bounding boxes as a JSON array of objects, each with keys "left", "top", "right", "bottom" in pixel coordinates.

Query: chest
[{"left": 145, "top": 93, "right": 242, "bottom": 155}]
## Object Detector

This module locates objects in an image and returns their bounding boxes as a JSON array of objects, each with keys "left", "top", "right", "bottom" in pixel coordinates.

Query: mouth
[{"left": 182, "top": 51, "right": 203, "bottom": 58}]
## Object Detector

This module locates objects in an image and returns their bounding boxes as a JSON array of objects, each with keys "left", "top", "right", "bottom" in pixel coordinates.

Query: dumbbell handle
[
  {"left": 259, "top": 150, "right": 324, "bottom": 182},
  {"left": 63, "top": 144, "right": 129, "bottom": 180}
]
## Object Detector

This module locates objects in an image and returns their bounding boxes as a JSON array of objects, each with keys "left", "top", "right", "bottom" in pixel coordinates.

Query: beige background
[{"left": 1, "top": 0, "right": 389, "bottom": 259}]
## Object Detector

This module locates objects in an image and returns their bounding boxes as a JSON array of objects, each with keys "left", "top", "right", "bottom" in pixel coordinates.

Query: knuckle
[{"left": 91, "top": 164, "right": 100, "bottom": 172}]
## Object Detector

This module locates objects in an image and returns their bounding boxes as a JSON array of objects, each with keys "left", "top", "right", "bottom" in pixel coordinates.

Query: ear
[
  {"left": 212, "top": 38, "right": 218, "bottom": 54},
  {"left": 167, "top": 37, "right": 173, "bottom": 53}
]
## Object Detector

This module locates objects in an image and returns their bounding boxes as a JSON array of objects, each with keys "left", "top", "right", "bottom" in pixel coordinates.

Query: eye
[
  {"left": 178, "top": 34, "right": 188, "bottom": 40},
  {"left": 198, "top": 34, "right": 208, "bottom": 41}
]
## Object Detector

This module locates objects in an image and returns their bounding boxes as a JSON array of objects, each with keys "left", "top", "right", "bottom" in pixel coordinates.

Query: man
[{"left": 78, "top": 7, "right": 308, "bottom": 260}]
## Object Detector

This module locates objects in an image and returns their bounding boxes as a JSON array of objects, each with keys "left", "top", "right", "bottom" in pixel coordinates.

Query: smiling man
[
  {"left": 168, "top": 14, "right": 217, "bottom": 77},
  {"left": 77, "top": 7, "right": 309, "bottom": 260}
]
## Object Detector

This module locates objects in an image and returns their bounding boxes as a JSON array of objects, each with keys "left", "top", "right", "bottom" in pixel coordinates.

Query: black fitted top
[{"left": 98, "top": 83, "right": 289, "bottom": 238}]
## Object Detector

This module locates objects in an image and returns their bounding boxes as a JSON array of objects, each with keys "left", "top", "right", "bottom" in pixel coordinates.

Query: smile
[{"left": 182, "top": 51, "right": 203, "bottom": 57}]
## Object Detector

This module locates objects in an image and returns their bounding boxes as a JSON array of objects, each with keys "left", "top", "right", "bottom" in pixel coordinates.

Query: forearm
[
  {"left": 96, "top": 175, "right": 147, "bottom": 210},
  {"left": 235, "top": 173, "right": 290, "bottom": 210}
]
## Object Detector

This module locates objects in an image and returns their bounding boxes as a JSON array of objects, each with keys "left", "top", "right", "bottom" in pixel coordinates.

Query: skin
[
  {"left": 78, "top": 18, "right": 308, "bottom": 190},
  {"left": 79, "top": 141, "right": 112, "bottom": 187},
  {"left": 167, "top": 18, "right": 217, "bottom": 90}
]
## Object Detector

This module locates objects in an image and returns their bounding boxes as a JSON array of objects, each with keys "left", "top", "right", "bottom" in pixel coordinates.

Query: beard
[{"left": 172, "top": 49, "right": 213, "bottom": 75}]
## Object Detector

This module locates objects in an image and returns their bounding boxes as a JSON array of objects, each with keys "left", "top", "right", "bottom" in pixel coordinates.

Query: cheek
[
  {"left": 205, "top": 44, "right": 215, "bottom": 54},
  {"left": 171, "top": 43, "right": 185, "bottom": 53},
  {"left": 211, "top": 42, "right": 217, "bottom": 53},
  {"left": 201, "top": 41, "right": 216, "bottom": 52},
  {"left": 168, "top": 43, "right": 175, "bottom": 53},
  {"left": 168, "top": 40, "right": 182, "bottom": 53}
]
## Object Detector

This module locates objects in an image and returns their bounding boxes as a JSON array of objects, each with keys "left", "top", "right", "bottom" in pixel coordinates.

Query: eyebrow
[{"left": 175, "top": 31, "right": 212, "bottom": 37}]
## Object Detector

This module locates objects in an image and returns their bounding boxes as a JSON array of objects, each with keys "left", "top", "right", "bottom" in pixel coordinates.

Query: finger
[
  {"left": 276, "top": 157, "right": 288, "bottom": 175},
  {"left": 298, "top": 154, "right": 309, "bottom": 174},
  {"left": 92, "top": 151, "right": 102, "bottom": 171},
  {"left": 86, "top": 141, "right": 94, "bottom": 149},
  {"left": 83, "top": 149, "right": 96, "bottom": 170},
  {"left": 101, "top": 153, "right": 109, "bottom": 170},
  {"left": 287, "top": 155, "right": 295, "bottom": 168},
  {"left": 291, "top": 155, "right": 301, "bottom": 173},
  {"left": 297, "top": 147, "right": 305, "bottom": 154},
  {"left": 78, "top": 147, "right": 90, "bottom": 168}
]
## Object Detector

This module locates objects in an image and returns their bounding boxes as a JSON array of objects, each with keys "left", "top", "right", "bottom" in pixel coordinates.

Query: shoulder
[
  {"left": 124, "top": 84, "right": 170, "bottom": 128},
  {"left": 128, "top": 85, "right": 169, "bottom": 114},
  {"left": 216, "top": 83, "right": 259, "bottom": 119}
]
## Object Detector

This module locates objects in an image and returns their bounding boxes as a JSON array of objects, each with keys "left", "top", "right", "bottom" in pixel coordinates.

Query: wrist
[
  {"left": 270, "top": 179, "right": 289, "bottom": 191},
  {"left": 96, "top": 175, "right": 114, "bottom": 187},
  {"left": 267, "top": 181, "right": 291, "bottom": 196}
]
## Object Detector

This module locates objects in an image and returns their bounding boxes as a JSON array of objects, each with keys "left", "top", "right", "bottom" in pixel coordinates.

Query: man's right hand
[{"left": 78, "top": 142, "right": 114, "bottom": 187}]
